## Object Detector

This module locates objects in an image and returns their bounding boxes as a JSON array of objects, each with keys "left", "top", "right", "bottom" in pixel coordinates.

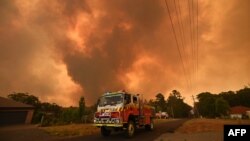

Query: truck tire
[
  {"left": 101, "top": 126, "right": 111, "bottom": 137},
  {"left": 125, "top": 121, "right": 135, "bottom": 138},
  {"left": 145, "top": 118, "right": 154, "bottom": 131}
]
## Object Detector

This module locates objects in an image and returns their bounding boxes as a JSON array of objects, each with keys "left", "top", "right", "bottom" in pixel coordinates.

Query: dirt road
[{"left": 0, "top": 119, "right": 188, "bottom": 141}]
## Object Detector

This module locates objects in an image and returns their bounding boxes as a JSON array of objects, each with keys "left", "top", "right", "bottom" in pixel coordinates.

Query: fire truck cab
[{"left": 93, "top": 90, "right": 155, "bottom": 137}]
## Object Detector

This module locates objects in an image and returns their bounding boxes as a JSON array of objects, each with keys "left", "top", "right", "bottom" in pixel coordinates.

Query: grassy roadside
[
  {"left": 154, "top": 118, "right": 178, "bottom": 124},
  {"left": 176, "top": 118, "right": 250, "bottom": 133},
  {"left": 41, "top": 124, "right": 99, "bottom": 136}
]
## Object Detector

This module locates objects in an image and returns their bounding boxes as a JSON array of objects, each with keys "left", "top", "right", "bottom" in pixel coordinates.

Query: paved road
[
  {"left": 58, "top": 119, "right": 188, "bottom": 141},
  {"left": 0, "top": 119, "right": 188, "bottom": 141}
]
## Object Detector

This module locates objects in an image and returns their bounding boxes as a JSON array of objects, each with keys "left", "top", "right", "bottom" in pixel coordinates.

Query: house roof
[
  {"left": 230, "top": 106, "right": 250, "bottom": 114},
  {"left": 0, "top": 97, "right": 33, "bottom": 109}
]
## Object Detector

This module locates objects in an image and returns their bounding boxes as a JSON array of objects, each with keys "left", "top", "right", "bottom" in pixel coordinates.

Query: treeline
[
  {"left": 8, "top": 87, "right": 249, "bottom": 125},
  {"left": 196, "top": 86, "right": 250, "bottom": 118},
  {"left": 8, "top": 90, "right": 192, "bottom": 126},
  {"left": 8, "top": 93, "right": 96, "bottom": 126},
  {"left": 147, "top": 90, "right": 192, "bottom": 118}
]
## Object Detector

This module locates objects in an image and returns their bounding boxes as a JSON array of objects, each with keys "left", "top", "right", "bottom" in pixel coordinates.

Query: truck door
[
  {"left": 132, "top": 96, "right": 139, "bottom": 115},
  {"left": 123, "top": 94, "right": 131, "bottom": 122}
]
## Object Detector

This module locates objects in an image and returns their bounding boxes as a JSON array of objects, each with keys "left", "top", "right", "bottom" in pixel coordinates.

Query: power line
[
  {"left": 191, "top": 0, "right": 199, "bottom": 95},
  {"left": 176, "top": 0, "right": 188, "bottom": 60},
  {"left": 173, "top": 0, "right": 192, "bottom": 89},
  {"left": 196, "top": 0, "right": 199, "bottom": 90},
  {"left": 192, "top": 0, "right": 196, "bottom": 92},
  {"left": 187, "top": 0, "right": 193, "bottom": 79},
  {"left": 188, "top": 0, "right": 196, "bottom": 93},
  {"left": 173, "top": 0, "right": 185, "bottom": 56},
  {"left": 164, "top": 0, "right": 190, "bottom": 89},
  {"left": 164, "top": 0, "right": 199, "bottom": 96},
  {"left": 191, "top": 0, "right": 198, "bottom": 93},
  {"left": 175, "top": 0, "right": 194, "bottom": 92}
]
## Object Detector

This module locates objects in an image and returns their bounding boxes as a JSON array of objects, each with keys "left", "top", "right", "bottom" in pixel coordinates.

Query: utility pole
[
  {"left": 192, "top": 95, "right": 199, "bottom": 118},
  {"left": 171, "top": 106, "right": 174, "bottom": 118}
]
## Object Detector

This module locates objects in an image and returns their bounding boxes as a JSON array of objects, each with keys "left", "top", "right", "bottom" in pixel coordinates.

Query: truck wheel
[
  {"left": 101, "top": 126, "right": 111, "bottom": 137},
  {"left": 126, "top": 121, "right": 135, "bottom": 138},
  {"left": 145, "top": 118, "right": 154, "bottom": 131}
]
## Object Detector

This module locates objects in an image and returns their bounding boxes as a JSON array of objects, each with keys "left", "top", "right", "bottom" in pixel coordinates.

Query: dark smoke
[{"left": 0, "top": 0, "right": 249, "bottom": 106}]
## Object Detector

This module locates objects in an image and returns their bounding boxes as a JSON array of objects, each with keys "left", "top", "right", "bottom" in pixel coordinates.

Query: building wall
[
  {"left": 246, "top": 111, "right": 250, "bottom": 118},
  {"left": 0, "top": 109, "right": 34, "bottom": 125},
  {"left": 25, "top": 110, "right": 34, "bottom": 124},
  {"left": 230, "top": 114, "right": 242, "bottom": 119}
]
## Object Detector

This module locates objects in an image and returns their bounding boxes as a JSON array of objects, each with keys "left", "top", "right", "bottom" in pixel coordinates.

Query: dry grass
[
  {"left": 155, "top": 118, "right": 177, "bottom": 124},
  {"left": 41, "top": 124, "right": 99, "bottom": 136},
  {"left": 176, "top": 118, "right": 250, "bottom": 133}
]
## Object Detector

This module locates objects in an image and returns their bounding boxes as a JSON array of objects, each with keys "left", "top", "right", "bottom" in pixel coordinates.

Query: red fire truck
[{"left": 93, "top": 90, "right": 155, "bottom": 137}]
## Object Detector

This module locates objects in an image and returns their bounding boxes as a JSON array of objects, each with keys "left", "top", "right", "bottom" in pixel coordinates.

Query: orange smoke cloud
[{"left": 0, "top": 0, "right": 249, "bottom": 106}]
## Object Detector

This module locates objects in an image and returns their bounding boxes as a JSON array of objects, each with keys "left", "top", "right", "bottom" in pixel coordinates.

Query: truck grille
[{"left": 94, "top": 118, "right": 120, "bottom": 124}]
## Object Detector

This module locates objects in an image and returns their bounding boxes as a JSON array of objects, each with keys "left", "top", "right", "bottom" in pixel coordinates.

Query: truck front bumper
[
  {"left": 93, "top": 123, "right": 123, "bottom": 127},
  {"left": 93, "top": 118, "right": 123, "bottom": 127}
]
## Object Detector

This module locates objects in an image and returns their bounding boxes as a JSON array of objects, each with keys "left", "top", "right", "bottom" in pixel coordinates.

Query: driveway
[{"left": 0, "top": 124, "right": 59, "bottom": 141}]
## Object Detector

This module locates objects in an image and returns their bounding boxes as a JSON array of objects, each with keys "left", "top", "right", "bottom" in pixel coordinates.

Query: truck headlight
[{"left": 115, "top": 119, "right": 120, "bottom": 123}]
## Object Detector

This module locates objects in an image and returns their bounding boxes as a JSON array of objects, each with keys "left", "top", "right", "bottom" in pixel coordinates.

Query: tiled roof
[
  {"left": 230, "top": 106, "right": 250, "bottom": 114},
  {"left": 0, "top": 97, "right": 33, "bottom": 108}
]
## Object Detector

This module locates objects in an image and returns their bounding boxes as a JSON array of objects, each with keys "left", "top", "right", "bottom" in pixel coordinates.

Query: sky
[{"left": 0, "top": 0, "right": 249, "bottom": 106}]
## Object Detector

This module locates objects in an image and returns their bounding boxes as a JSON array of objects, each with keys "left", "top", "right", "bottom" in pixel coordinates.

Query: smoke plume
[{"left": 0, "top": 0, "right": 249, "bottom": 106}]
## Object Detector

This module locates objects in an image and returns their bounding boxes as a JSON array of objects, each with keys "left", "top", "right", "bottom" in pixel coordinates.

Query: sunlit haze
[{"left": 0, "top": 0, "right": 249, "bottom": 106}]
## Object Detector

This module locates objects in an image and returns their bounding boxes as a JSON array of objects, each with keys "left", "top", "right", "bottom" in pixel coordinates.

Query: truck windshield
[{"left": 99, "top": 94, "right": 123, "bottom": 106}]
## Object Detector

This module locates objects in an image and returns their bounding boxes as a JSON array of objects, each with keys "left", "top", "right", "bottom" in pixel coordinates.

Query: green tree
[
  {"left": 218, "top": 91, "right": 237, "bottom": 107},
  {"left": 236, "top": 87, "right": 250, "bottom": 107},
  {"left": 155, "top": 93, "right": 167, "bottom": 112},
  {"left": 8, "top": 92, "right": 42, "bottom": 123},
  {"left": 197, "top": 93, "right": 230, "bottom": 118},
  {"left": 79, "top": 96, "right": 85, "bottom": 120},
  {"left": 167, "top": 90, "right": 192, "bottom": 118},
  {"left": 60, "top": 107, "right": 79, "bottom": 124},
  {"left": 215, "top": 97, "right": 230, "bottom": 116},
  {"left": 218, "top": 87, "right": 250, "bottom": 107},
  {"left": 40, "top": 102, "right": 61, "bottom": 116},
  {"left": 8, "top": 92, "right": 40, "bottom": 106},
  {"left": 39, "top": 102, "right": 62, "bottom": 126},
  {"left": 197, "top": 92, "right": 216, "bottom": 118},
  {"left": 171, "top": 90, "right": 182, "bottom": 99}
]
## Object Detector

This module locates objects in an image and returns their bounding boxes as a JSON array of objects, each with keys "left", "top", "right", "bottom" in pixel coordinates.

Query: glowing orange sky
[{"left": 0, "top": 0, "right": 249, "bottom": 106}]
